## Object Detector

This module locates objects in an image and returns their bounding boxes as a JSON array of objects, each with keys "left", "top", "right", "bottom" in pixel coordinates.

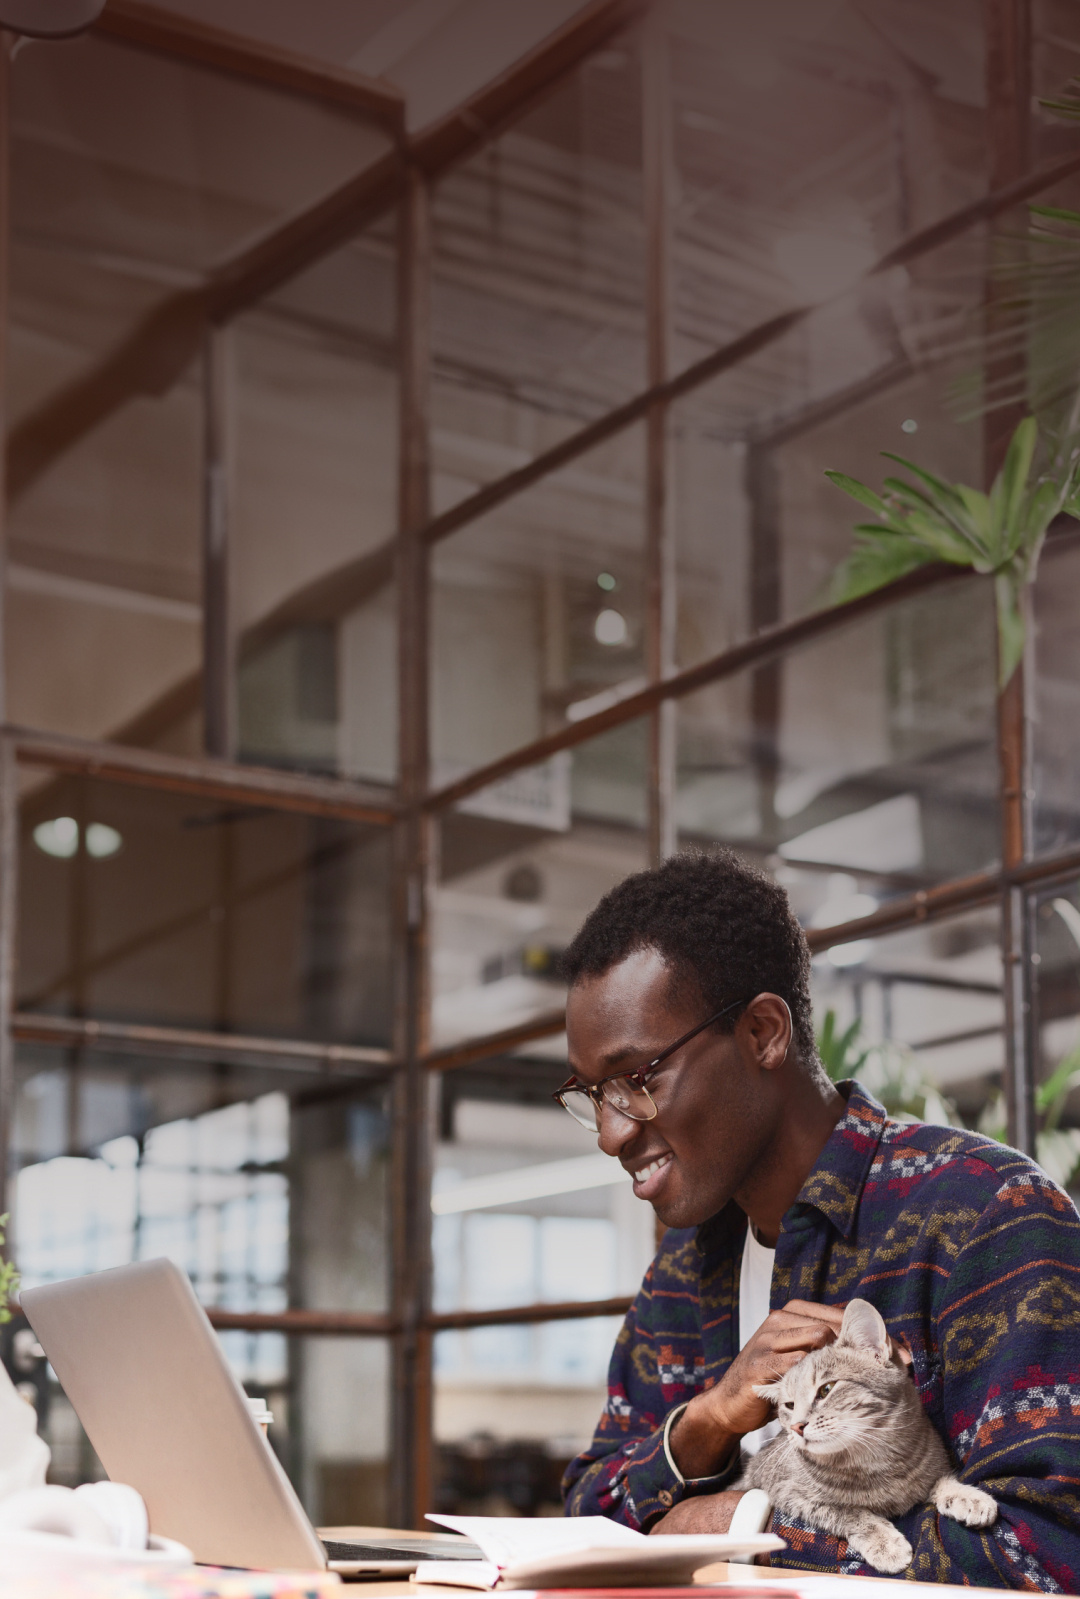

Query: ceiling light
[
  {"left": 85, "top": 823, "right": 122, "bottom": 859},
  {"left": 32, "top": 818, "right": 79, "bottom": 859},
  {"left": 594, "top": 609, "right": 628, "bottom": 646},
  {"left": 901, "top": 418, "right": 918, "bottom": 434},
  {"left": 597, "top": 572, "right": 616, "bottom": 591}
]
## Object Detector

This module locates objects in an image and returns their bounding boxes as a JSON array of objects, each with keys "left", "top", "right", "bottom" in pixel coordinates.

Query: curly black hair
[{"left": 561, "top": 849, "right": 817, "bottom": 1066}]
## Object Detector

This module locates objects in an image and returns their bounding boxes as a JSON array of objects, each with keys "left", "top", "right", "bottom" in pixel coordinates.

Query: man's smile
[{"left": 627, "top": 1149, "right": 674, "bottom": 1199}]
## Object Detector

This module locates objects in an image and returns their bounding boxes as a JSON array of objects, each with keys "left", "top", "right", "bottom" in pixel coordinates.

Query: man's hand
[
  {"left": 648, "top": 1489, "right": 745, "bottom": 1534},
  {"left": 667, "top": 1299, "right": 912, "bottom": 1481}
]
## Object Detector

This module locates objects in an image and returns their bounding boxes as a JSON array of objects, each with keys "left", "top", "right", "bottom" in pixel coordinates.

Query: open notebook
[{"left": 411, "top": 1514, "right": 783, "bottom": 1590}]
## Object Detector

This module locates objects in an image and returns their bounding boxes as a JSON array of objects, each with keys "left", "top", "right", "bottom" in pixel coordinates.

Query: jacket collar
[
  {"left": 786, "top": 1080, "right": 887, "bottom": 1241},
  {"left": 695, "top": 1080, "right": 887, "bottom": 1253}
]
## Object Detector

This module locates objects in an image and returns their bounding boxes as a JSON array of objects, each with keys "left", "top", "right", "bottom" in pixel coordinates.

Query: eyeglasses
[{"left": 552, "top": 998, "right": 747, "bottom": 1130}]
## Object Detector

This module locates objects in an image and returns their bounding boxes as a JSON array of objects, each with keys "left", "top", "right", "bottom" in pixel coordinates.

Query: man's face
[{"left": 564, "top": 947, "right": 778, "bottom": 1228}]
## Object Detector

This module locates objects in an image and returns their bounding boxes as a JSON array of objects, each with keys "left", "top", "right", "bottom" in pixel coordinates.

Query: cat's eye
[
  {"left": 816, "top": 1382, "right": 834, "bottom": 1399},
  {"left": 783, "top": 1401, "right": 794, "bottom": 1410}
]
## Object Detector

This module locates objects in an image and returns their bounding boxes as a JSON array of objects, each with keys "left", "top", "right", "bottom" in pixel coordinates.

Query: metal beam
[
  {"left": 425, "top": 559, "right": 978, "bottom": 813},
  {"left": 11, "top": 1012, "right": 393, "bottom": 1075},
  {"left": 389, "top": 166, "right": 434, "bottom": 1531},
  {"left": 0, "top": 48, "right": 12, "bottom": 1218},
  {"left": 95, "top": 0, "right": 405, "bottom": 129},
  {"left": 643, "top": 12, "right": 676, "bottom": 866},
  {"left": 202, "top": 326, "right": 236, "bottom": 760},
  {"left": 985, "top": 0, "right": 1037, "bottom": 1156},
  {"left": 9, "top": 725, "right": 396, "bottom": 825}
]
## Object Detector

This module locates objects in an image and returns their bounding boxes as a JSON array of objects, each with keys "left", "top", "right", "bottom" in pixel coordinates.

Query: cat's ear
[
  {"left": 753, "top": 1381, "right": 783, "bottom": 1405},
  {"left": 837, "top": 1298, "right": 890, "bottom": 1361}
]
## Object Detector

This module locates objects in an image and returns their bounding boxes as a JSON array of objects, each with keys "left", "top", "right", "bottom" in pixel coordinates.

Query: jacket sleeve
[
  {"left": 779, "top": 1165, "right": 1080, "bottom": 1590},
  {"left": 562, "top": 1249, "right": 740, "bottom": 1529}
]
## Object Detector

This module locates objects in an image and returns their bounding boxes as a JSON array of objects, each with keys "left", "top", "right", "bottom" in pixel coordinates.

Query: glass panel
[
  {"left": 672, "top": 357, "right": 985, "bottom": 670},
  {"left": 676, "top": 582, "right": 1000, "bottom": 887},
  {"left": 432, "top": 1069, "right": 655, "bottom": 1516},
  {"left": 7, "top": 34, "right": 388, "bottom": 751},
  {"left": 432, "top": 425, "right": 646, "bottom": 784},
  {"left": 1033, "top": 539, "right": 1080, "bottom": 857},
  {"left": 431, "top": 39, "right": 644, "bottom": 517},
  {"left": 1030, "top": 883, "right": 1080, "bottom": 1198},
  {"left": 432, "top": 719, "right": 649, "bottom": 1051},
  {"left": 234, "top": 221, "right": 398, "bottom": 785},
  {"left": 8, "top": 1045, "right": 389, "bottom": 1314},
  {"left": 18, "top": 1327, "right": 390, "bottom": 1526},
  {"left": 668, "top": 1, "right": 987, "bottom": 379},
  {"left": 810, "top": 903, "right": 1004, "bottom": 1131},
  {"left": 17, "top": 772, "right": 394, "bottom": 1046}
]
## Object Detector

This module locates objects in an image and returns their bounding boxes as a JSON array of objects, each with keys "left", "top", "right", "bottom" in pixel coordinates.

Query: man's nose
[{"left": 596, "top": 1096, "right": 640, "bottom": 1157}]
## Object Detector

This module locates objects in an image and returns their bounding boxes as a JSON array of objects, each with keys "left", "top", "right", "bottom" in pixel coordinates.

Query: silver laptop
[{"left": 21, "top": 1260, "right": 478, "bottom": 1576}]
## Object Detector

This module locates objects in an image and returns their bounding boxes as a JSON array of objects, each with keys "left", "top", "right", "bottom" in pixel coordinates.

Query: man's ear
[
  {"left": 743, "top": 993, "right": 792, "bottom": 1072},
  {"left": 837, "top": 1298, "right": 890, "bottom": 1361},
  {"left": 753, "top": 1381, "right": 783, "bottom": 1405}
]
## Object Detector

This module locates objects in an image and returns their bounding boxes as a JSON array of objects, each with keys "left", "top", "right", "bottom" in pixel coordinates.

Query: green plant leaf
[
  {"left": 828, "top": 533, "right": 935, "bottom": 604},
  {"left": 1029, "top": 204, "right": 1080, "bottom": 224},
  {"left": 997, "top": 416, "right": 1038, "bottom": 548},
  {"left": 823, "top": 470, "right": 891, "bottom": 517}
]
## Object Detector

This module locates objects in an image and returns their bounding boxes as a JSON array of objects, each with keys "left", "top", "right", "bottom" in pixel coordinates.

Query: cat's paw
[
  {"left": 935, "top": 1478, "right": 997, "bottom": 1528},
  {"left": 849, "top": 1522, "right": 912, "bottom": 1575}
]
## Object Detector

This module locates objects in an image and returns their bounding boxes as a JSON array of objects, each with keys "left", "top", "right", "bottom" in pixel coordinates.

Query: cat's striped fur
[{"left": 740, "top": 1299, "right": 996, "bottom": 1574}]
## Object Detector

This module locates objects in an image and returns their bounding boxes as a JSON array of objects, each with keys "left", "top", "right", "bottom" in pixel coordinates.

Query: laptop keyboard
[{"left": 321, "top": 1538, "right": 483, "bottom": 1564}]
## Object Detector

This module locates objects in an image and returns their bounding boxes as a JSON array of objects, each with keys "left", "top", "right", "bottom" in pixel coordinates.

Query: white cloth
[
  {"left": 0, "top": 1363, "right": 50, "bottom": 1502},
  {"left": 738, "top": 1223, "right": 781, "bottom": 1459}
]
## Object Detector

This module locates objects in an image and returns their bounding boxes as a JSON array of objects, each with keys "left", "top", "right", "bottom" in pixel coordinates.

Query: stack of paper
[{"left": 412, "top": 1514, "right": 783, "bottom": 1589}]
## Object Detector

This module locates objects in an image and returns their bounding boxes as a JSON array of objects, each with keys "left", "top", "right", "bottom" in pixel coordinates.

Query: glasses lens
[
  {"left": 560, "top": 1089, "right": 601, "bottom": 1130},
  {"left": 601, "top": 1076, "right": 657, "bottom": 1121}
]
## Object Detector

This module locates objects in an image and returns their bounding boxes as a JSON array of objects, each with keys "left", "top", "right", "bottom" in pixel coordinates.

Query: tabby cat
[{"left": 740, "top": 1298, "right": 996, "bottom": 1573}]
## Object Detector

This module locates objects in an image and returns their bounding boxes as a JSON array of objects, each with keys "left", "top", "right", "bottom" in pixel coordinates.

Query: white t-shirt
[{"left": 738, "top": 1223, "right": 781, "bottom": 1458}]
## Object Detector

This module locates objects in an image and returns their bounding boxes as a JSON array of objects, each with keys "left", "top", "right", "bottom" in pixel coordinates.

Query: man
[{"left": 558, "top": 851, "right": 1080, "bottom": 1590}]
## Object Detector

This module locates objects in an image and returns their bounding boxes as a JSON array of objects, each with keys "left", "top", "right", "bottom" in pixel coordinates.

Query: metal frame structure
[{"left": 0, "top": 0, "right": 1076, "bottom": 1527}]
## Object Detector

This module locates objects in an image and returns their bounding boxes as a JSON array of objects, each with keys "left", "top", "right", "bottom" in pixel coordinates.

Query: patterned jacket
[{"left": 563, "top": 1082, "right": 1080, "bottom": 1590}]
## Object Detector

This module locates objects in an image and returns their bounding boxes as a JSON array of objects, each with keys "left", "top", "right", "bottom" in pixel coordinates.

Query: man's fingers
[
  {"left": 781, "top": 1300, "right": 845, "bottom": 1329},
  {"left": 766, "top": 1323, "right": 835, "bottom": 1353}
]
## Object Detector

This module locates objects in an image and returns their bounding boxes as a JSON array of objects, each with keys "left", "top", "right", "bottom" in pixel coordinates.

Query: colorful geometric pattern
[{"left": 562, "top": 1082, "right": 1080, "bottom": 1590}]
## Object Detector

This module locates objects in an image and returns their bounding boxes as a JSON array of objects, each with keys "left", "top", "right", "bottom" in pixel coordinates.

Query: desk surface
[{"left": 316, "top": 1528, "right": 1025, "bottom": 1599}]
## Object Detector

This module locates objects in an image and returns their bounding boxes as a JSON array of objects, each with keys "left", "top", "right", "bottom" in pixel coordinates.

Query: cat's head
[{"left": 753, "top": 1300, "right": 913, "bottom": 1461}]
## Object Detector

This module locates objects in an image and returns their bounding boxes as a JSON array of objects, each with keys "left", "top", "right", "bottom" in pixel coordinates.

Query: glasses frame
[{"left": 552, "top": 997, "right": 748, "bottom": 1125}]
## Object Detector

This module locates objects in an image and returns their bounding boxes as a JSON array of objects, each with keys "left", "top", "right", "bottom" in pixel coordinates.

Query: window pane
[
  {"left": 431, "top": 41, "right": 644, "bottom": 518},
  {"left": 234, "top": 222, "right": 399, "bottom": 785},
  {"left": 672, "top": 358, "right": 985, "bottom": 671},
  {"left": 432, "top": 425, "right": 646, "bottom": 784},
  {"left": 18, "top": 772, "right": 394, "bottom": 1045},
  {"left": 1031, "top": 883, "right": 1080, "bottom": 1198},
  {"left": 677, "top": 582, "right": 1000, "bottom": 886},
  {"left": 432, "top": 1074, "right": 652, "bottom": 1517},
  {"left": 811, "top": 903, "right": 1003, "bottom": 1131},
  {"left": 7, "top": 34, "right": 388, "bottom": 752},
  {"left": 668, "top": 1, "right": 986, "bottom": 379},
  {"left": 25, "top": 1328, "right": 390, "bottom": 1529},
  {"left": 432, "top": 719, "right": 649, "bottom": 1051},
  {"left": 10, "top": 1046, "right": 390, "bottom": 1316}
]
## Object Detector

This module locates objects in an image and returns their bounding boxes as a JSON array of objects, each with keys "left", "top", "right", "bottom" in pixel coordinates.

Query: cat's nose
[{"left": 790, "top": 1421, "right": 805, "bottom": 1436}]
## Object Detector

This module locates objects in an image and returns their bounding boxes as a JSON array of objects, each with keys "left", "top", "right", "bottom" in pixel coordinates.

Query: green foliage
[
  {"left": 0, "top": 1214, "right": 18, "bottom": 1325},
  {"left": 817, "top": 1013, "right": 1080, "bottom": 1187},
  {"left": 815, "top": 1011, "right": 961, "bottom": 1128},
  {"left": 817, "top": 1008, "right": 870, "bottom": 1081},
  {"left": 979, "top": 1041, "right": 1080, "bottom": 1190},
  {"left": 826, "top": 414, "right": 1080, "bottom": 687}
]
